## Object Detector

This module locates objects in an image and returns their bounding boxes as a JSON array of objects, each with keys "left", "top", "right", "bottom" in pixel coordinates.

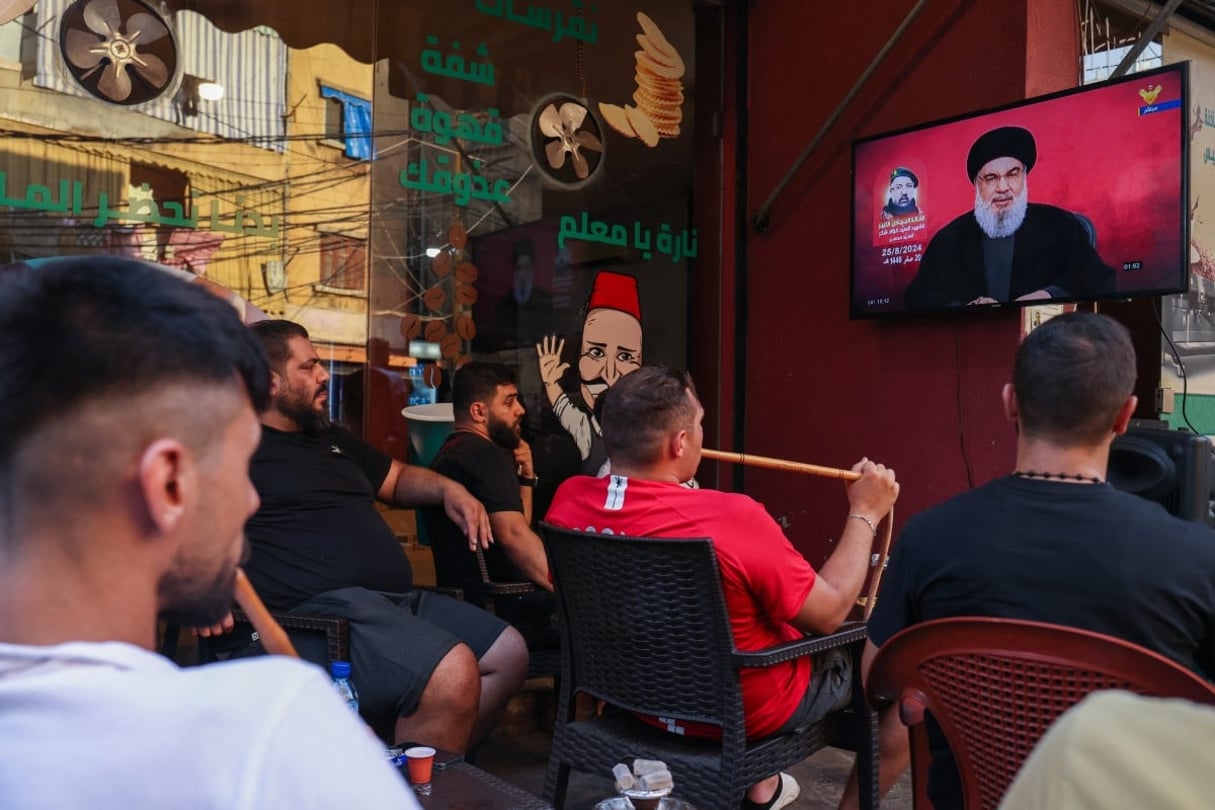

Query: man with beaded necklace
[{"left": 840, "top": 311, "right": 1215, "bottom": 810}]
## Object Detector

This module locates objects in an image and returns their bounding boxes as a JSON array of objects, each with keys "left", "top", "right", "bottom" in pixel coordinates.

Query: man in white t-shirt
[
  {"left": 0, "top": 256, "right": 420, "bottom": 809},
  {"left": 1000, "top": 691, "right": 1215, "bottom": 810}
]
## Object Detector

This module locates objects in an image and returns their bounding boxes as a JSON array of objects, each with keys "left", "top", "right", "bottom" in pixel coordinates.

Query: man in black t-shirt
[
  {"left": 425, "top": 362, "right": 552, "bottom": 593},
  {"left": 836, "top": 312, "right": 1215, "bottom": 810},
  {"left": 423, "top": 362, "right": 556, "bottom": 649},
  {"left": 239, "top": 320, "right": 528, "bottom": 754}
]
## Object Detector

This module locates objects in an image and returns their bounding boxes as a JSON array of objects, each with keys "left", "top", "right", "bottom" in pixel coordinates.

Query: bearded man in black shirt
[
  {"left": 239, "top": 320, "right": 527, "bottom": 753},
  {"left": 423, "top": 362, "right": 557, "bottom": 650}
]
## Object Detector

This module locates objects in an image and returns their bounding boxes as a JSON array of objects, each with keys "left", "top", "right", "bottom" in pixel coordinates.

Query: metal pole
[
  {"left": 1110, "top": 0, "right": 1184, "bottom": 79},
  {"left": 752, "top": 0, "right": 933, "bottom": 233}
]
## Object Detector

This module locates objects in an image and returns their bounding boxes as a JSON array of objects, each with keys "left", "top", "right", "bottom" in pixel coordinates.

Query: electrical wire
[{"left": 0, "top": 16, "right": 544, "bottom": 317}]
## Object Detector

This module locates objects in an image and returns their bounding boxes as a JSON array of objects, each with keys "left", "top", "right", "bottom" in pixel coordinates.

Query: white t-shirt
[
  {"left": 1000, "top": 691, "right": 1215, "bottom": 810},
  {"left": 0, "top": 641, "right": 421, "bottom": 810}
]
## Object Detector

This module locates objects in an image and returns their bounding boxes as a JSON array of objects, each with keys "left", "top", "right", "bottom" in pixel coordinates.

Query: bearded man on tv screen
[
  {"left": 882, "top": 166, "right": 921, "bottom": 220},
  {"left": 904, "top": 126, "right": 1115, "bottom": 310}
]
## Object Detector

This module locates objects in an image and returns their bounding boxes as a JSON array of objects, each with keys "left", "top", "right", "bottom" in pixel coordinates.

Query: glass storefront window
[{"left": 0, "top": 0, "right": 695, "bottom": 501}]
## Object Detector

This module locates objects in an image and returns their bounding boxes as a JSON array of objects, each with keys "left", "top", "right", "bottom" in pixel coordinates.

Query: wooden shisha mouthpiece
[
  {"left": 700, "top": 447, "right": 892, "bottom": 620},
  {"left": 232, "top": 568, "right": 299, "bottom": 658}
]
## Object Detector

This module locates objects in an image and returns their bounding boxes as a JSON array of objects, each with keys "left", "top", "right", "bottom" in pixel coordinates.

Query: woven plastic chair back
[
  {"left": 867, "top": 617, "right": 1215, "bottom": 810},
  {"left": 541, "top": 525, "right": 742, "bottom": 731}
]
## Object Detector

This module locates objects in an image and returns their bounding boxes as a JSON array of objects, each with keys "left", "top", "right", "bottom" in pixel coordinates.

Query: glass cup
[{"left": 404, "top": 746, "right": 436, "bottom": 785}]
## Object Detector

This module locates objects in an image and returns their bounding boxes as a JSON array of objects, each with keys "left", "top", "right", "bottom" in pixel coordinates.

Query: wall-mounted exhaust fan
[{"left": 60, "top": 0, "right": 177, "bottom": 105}]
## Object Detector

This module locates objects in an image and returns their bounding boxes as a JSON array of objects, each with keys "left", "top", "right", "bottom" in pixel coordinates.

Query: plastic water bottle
[{"left": 331, "top": 660, "right": 359, "bottom": 714}]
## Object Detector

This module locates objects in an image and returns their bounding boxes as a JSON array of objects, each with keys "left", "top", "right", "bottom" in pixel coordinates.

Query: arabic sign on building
[{"left": 367, "top": 0, "right": 694, "bottom": 486}]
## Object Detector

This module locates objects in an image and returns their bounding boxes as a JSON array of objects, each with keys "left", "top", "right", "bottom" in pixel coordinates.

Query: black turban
[
  {"left": 967, "top": 126, "right": 1036, "bottom": 182},
  {"left": 889, "top": 166, "right": 918, "bottom": 187}
]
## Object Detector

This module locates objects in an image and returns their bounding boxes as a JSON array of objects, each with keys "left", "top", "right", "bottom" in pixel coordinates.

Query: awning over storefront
[{"left": 166, "top": 0, "right": 402, "bottom": 64}]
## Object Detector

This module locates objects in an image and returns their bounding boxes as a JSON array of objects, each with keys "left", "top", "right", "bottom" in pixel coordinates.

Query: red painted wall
[
  {"left": 732, "top": 0, "right": 1079, "bottom": 564},
  {"left": 690, "top": 3, "right": 737, "bottom": 492}
]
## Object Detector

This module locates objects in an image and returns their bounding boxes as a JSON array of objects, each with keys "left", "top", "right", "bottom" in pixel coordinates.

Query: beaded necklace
[{"left": 1012, "top": 470, "right": 1105, "bottom": 485}]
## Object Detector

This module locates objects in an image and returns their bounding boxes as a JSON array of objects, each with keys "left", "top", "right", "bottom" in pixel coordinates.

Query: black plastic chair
[
  {"left": 538, "top": 523, "right": 878, "bottom": 810},
  {"left": 422, "top": 509, "right": 561, "bottom": 680},
  {"left": 157, "top": 607, "right": 348, "bottom": 672},
  {"left": 196, "top": 607, "right": 348, "bottom": 663},
  {"left": 421, "top": 508, "right": 543, "bottom": 607},
  {"left": 183, "top": 588, "right": 458, "bottom": 666}
]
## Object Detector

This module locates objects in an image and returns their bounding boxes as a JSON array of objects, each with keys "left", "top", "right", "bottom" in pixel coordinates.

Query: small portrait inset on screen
[
  {"left": 881, "top": 167, "right": 921, "bottom": 221},
  {"left": 875, "top": 166, "right": 927, "bottom": 253}
]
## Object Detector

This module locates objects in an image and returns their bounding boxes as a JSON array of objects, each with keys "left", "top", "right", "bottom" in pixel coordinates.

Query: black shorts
[
  {"left": 772, "top": 647, "right": 853, "bottom": 734},
  {"left": 291, "top": 587, "right": 509, "bottom": 729}
]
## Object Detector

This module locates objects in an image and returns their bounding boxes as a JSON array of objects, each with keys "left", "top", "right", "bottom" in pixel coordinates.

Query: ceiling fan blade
[
  {"left": 559, "top": 103, "right": 587, "bottom": 131},
  {"left": 538, "top": 104, "right": 562, "bottom": 138},
  {"left": 97, "top": 62, "right": 132, "bottom": 101},
  {"left": 572, "top": 149, "right": 589, "bottom": 180},
  {"left": 82, "top": 0, "right": 122, "bottom": 37},
  {"left": 132, "top": 52, "right": 169, "bottom": 87},
  {"left": 127, "top": 12, "right": 168, "bottom": 45},
  {"left": 64, "top": 28, "right": 105, "bottom": 69},
  {"left": 575, "top": 130, "right": 603, "bottom": 152},
  {"left": 544, "top": 140, "right": 567, "bottom": 170}
]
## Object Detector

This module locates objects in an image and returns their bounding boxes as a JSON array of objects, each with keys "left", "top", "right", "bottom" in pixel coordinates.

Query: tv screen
[{"left": 850, "top": 62, "right": 1189, "bottom": 318}]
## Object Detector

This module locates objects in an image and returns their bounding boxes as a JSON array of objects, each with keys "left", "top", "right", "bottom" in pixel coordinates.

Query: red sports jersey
[{"left": 546, "top": 474, "right": 818, "bottom": 738}]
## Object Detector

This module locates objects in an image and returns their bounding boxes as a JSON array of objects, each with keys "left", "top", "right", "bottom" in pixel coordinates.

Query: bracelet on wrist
[
  {"left": 518, "top": 475, "right": 539, "bottom": 487},
  {"left": 847, "top": 513, "right": 878, "bottom": 537}
]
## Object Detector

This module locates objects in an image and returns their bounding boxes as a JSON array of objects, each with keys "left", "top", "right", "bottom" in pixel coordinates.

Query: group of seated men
[{"left": 1, "top": 254, "right": 1212, "bottom": 810}]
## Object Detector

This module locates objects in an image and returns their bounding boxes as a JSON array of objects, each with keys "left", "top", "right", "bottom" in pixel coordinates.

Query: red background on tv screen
[{"left": 852, "top": 68, "right": 1186, "bottom": 315}]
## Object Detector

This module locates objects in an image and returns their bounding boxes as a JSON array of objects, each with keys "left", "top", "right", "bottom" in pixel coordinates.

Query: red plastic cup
[{"left": 404, "top": 746, "right": 436, "bottom": 785}]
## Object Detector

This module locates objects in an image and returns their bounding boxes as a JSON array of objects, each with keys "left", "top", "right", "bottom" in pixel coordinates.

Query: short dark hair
[
  {"left": 1013, "top": 311, "right": 1136, "bottom": 446},
  {"left": 453, "top": 361, "right": 517, "bottom": 418},
  {"left": 601, "top": 365, "right": 698, "bottom": 468},
  {"left": 0, "top": 256, "right": 270, "bottom": 531},
  {"left": 249, "top": 319, "right": 310, "bottom": 376}
]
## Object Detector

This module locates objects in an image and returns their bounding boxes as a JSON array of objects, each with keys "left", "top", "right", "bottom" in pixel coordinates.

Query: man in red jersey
[{"left": 546, "top": 365, "right": 899, "bottom": 810}]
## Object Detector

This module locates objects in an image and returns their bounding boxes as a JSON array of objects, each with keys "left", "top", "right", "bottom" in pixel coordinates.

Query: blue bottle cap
[{"left": 331, "top": 660, "right": 352, "bottom": 678}]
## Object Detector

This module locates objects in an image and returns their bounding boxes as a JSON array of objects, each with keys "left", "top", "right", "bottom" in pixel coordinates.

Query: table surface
[{"left": 402, "top": 760, "right": 553, "bottom": 809}]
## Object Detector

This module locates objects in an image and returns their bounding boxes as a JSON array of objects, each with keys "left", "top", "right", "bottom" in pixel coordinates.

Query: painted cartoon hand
[{"left": 536, "top": 334, "right": 569, "bottom": 386}]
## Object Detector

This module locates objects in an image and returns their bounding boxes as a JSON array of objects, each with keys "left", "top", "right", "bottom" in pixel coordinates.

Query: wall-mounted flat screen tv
[{"left": 850, "top": 62, "right": 1189, "bottom": 318}]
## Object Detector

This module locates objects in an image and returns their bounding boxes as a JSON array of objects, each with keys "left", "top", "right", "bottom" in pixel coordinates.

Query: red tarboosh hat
[{"left": 587, "top": 272, "right": 641, "bottom": 321}]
